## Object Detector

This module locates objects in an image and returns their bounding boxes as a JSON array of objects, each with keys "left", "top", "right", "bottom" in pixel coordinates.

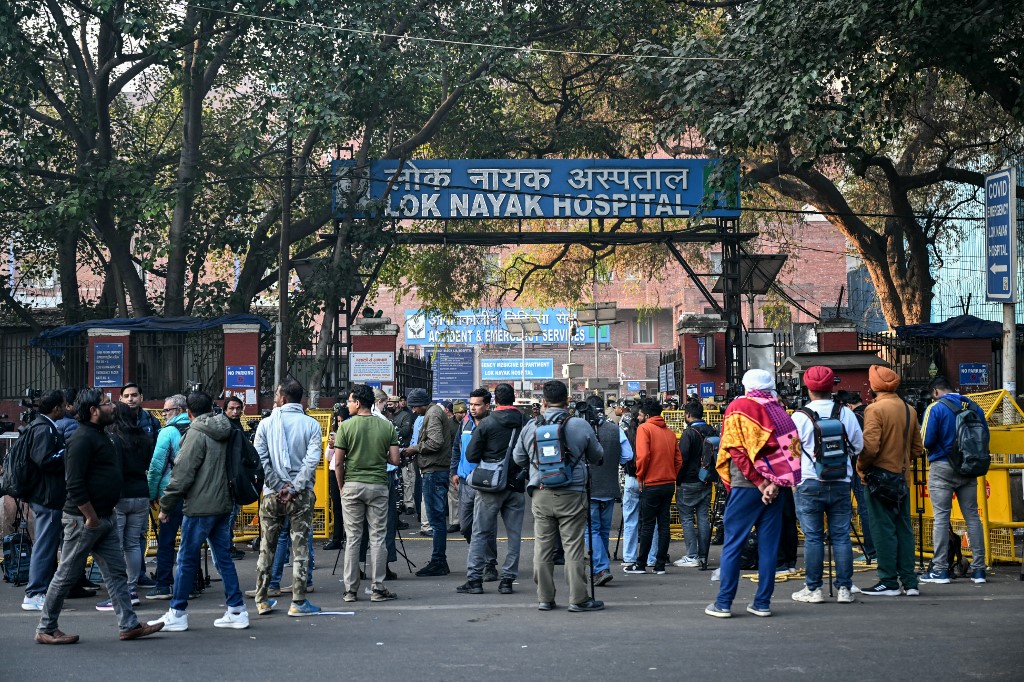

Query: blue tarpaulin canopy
[
  {"left": 894, "top": 314, "right": 1020, "bottom": 339},
  {"left": 30, "top": 315, "right": 271, "bottom": 357}
]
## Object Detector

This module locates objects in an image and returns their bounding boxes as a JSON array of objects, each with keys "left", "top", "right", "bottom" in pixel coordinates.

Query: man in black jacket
[
  {"left": 673, "top": 402, "right": 718, "bottom": 569},
  {"left": 35, "top": 388, "right": 163, "bottom": 645},
  {"left": 584, "top": 395, "right": 634, "bottom": 587},
  {"left": 456, "top": 383, "right": 526, "bottom": 596},
  {"left": 21, "top": 390, "right": 69, "bottom": 611}
]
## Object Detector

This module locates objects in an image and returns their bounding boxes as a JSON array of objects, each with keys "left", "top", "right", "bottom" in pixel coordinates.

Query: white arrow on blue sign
[{"left": 985, "top": 168, "right": 1017, "bottom": 302}]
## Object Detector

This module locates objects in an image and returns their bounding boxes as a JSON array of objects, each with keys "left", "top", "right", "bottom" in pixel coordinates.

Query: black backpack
[
  {"left": 685, "top": 423, "right": 720, "bottom": 485},
  {"left": 0, "top": 421, "right": 47, "bottom": 500},
  {"left": 225, "top": 427, "right": 264, "bottom": 505},
  {"left": 797, "top": 402, "right": 852, "bottom": 481},
  {"left": 939, "top": 397, "right": 990, "bottom": 477}
]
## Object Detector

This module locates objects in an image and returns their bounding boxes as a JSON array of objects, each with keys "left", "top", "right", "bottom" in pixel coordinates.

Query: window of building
[{"left": 634, "top": 316, "right": 654, "bottom": 344}]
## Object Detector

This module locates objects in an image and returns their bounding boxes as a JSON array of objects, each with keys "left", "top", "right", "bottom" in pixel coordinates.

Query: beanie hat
[
  {"left": 868, "top": 365, "right": 900, "bottom": 393},
  {"left": 406, "top": 388, "right": 430, "bottom": 407},
  {"left": 803, "top": 366, "right": 835, "bottom": 393},
  {"left": 742, "top": 369, "right": 775, "bottom": 393}
]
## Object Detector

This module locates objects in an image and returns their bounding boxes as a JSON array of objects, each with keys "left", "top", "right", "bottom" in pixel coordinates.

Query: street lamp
[
  {"left": 505, "top": 317, "right": 543, "bottom": 392},
  {"left": 576, "top": 302, "right": 618, "bottom": 392}
]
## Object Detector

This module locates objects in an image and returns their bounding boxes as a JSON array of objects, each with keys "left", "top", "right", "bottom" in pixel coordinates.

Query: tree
[{"left": 633, "top": 0, "right": 1024, "bottom": 326}]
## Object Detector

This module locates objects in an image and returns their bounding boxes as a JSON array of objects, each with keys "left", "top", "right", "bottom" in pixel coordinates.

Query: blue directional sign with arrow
[{"left": 985, "top": 168, "right": 1017, "bottom": 303}]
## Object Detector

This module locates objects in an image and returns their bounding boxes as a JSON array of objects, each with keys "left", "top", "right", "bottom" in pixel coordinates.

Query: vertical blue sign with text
[
  {"left": 985, "top": 168, "right": 1017, "bottom": 302},
  {"left": 93, "top": 343, "right": 124, "bottom": 388}
]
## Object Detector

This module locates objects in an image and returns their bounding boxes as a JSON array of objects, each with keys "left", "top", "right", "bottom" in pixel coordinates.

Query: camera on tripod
[
  {"left": 572, "top": 401, "right": 606, "bottom": 428},
  {"left": 20, "top": 388, "right": 41, "bottom": 424}
]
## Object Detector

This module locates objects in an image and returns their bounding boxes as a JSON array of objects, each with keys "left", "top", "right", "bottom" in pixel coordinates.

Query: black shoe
[
  {"left": 396, "top": 520, "right": 410, "bottom": 531},
  {"left": 482, "top": 566, "right": 499, "bottom": 583},
  {"left": 568, "top": 598, "right": 605, "bottom": 613},
  {"left": 446, "top": 523, "right": 460, "bottom": 534},
  {"left": 415, "top": 562, "right": 450, "bottom": 577},
  {"left": 229, "top": 547, "right": 245, "bottom": 560},
  {"left": 553, "top": 553, "right": 565, "bottom": 566},
  {"left": 623, "top": 563, "right": 647, "bottom": 574},
  {"left": 456, "top": 580, "right": 483, "bottom": 594},
  {"left": 359, "top": 569, "right": 367, "bottom": 580},
  {"left": 386, "top": 566, "right": 399, "bottom": 581},
  {"left": 653, "top": 565, "right": 667, "bottom": 575},
  {"left": 67, "top": 586, "right": 98, "bottom": 599},
  {"left": 322, "top": 539, "right": 342, "bottom": 551},
  {"left": 537, "top": 601, "right": 556, "bottom": 611},
  {"left": 419, "top": 529, "right": 433, "bottom": 537},
  {"left": 79, "top": 578, "right": 101, "bottom": 591},
  {"left": 498, "top": 578, "right": 514, "bottom": 594},
  {"left": 136, "top": 573, "right": 156, "bottom": 588}
]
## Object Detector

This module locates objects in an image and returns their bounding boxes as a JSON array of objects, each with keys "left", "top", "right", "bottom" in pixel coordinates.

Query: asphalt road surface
[{"left": 2, "top": 507, "right": 1022, "bottom": 681}]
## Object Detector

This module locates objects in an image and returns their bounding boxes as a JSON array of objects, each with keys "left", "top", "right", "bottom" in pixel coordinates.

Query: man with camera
[
  {"left": 456, "top": 383, "right": 526, "bottom": 595},
  {"left": 582, "top": 395, "right": 634, "bottom": 587},
  {"left": 513, "top": 380, "right": 604, "bottom": 612}
]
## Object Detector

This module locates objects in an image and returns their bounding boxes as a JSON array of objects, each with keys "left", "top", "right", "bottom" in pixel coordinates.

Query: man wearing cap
[
  {"left": 857, "top": 366, "right": 924, "bottom": 597},
  {"left": 789, "top": 366, "right": 863, "bottom": 605},
  {"left": 706, "top": 369, "right": 802, "bottom": 619},
  {"left": 403, "top": 388, "right": 456, "bottom": 576}
]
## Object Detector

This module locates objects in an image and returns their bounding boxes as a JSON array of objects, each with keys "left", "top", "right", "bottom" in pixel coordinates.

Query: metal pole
[
  {"left": 594, "top": 323, "right": 599, "bottom": 390},
  {"left": 1002, "top": 302, "right": 1016, "bottom": 423},
  {"left": 275, "top": 131, "right": 293, "bottom": 387},
  {"left": 521, "top": 335, "right": 526, "bottom": 391}
]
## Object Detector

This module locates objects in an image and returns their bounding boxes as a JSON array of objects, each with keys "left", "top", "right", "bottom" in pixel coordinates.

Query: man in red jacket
[{"left": 624, "top": 398, "right": 682, "bottom": 575}]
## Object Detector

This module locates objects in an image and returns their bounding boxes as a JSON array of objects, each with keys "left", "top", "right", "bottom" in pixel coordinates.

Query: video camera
[
  {"left": 20, "top": 388, "right": 41, "bottom": 424},
  {"left": 572, "top": 401, "right": 606, "bottom": 429},
  {"left": 775, "top": 377, "right": 808, "bottom": 410}
]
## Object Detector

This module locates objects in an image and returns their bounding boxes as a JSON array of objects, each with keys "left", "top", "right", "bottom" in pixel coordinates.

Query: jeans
[
  {"left": 270, "top": 518, "right": 316, "bottom": 588},
  {"left": 636, "top": 483, "right": 674, "bottom": 568},
  {"left": 25, "top": 504, "right": 62, "bottom": 598},
  {"left": 532, "top": 489, "right": 588, "bottom": 605},
  {"left": 115, "top": 497, "right": 149, "bottom": 592},
  {"left": 328, "top": 469, "right": 345, "bottom": 541},
  {"left": 794, "top": 479, "right": 853, "bottom": 590},
  {"left": 677, "top": 483, "right": 712, "bottom": 560},
  {"left": 171, "top": 513, "right": 244, "bottom": 612},
  {"left": 715, "top": 486, "right": 783, "bottom": 611},
  {"left": 421, "top": 471, "right": 449, "bottom": 563},
  {"left": 586, "top": 499, "right": 615, "bottom": 575},
  {"left": 155, "top": 503, "right": 184, "bottom": 589},
  {"left": 38, "top": 515, "right": 140, "bottom": 634},
  {"left": 928, "top": 460, "right": 986, "bottom": 571},
  {"left": 622, "top": 476, "right": 658, "bottom": 564},
  {"left": 341, "top": 481, "right": 389, "bottom": 592},
  {"left": 850, "top": 457, "right": 875, "bottom": 557},
  {"left": 864, "top": 487, "right": 918, "bottom": 590},
  {"left": 467, "top": 489, "right": 524, "bottom": 581}
]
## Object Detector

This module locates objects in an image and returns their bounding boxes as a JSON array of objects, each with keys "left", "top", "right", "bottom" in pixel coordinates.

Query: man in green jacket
[{"left": 148, "top": 392, "right": 248, "bottom": 632}]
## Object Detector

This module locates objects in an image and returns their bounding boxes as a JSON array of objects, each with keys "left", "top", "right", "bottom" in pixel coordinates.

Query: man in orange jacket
[{"left": 624, "top": 398, "right": 682, "bottom": 575}]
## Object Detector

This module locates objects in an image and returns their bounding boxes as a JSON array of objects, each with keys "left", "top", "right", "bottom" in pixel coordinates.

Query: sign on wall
[
  {"left": 93, "top": 342, "right": 124, "bottom": 388},
  {"left": 959, "top": 363, "right": 990, "bottom": 387},
  {"left": 332, "top": 159, "right": 740, "bottom": 220},
  {"left": 432, "top": 348, "right": 476, "bottom": 400},
  {"left": 404, "top": 308, "right": 609, "bottom": 346},
  {"left": 226, "top": 365, "right": 257, "bottom": 389},
  {"left": 480, "top": 358, "right": 554, "bottom": 381},
  {"left": 349, "top": 352, "right": 395, "bottom": 382}
]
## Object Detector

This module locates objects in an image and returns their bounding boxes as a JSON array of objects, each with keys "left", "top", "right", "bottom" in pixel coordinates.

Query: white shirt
[{"left": 791, "top": 399, "right": 864, "bottom": 483}]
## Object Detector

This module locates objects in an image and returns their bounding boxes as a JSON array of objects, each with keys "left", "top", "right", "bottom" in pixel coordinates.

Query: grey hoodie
[{"left": 160, "top": 412, "right": 234, "bottom": 517}]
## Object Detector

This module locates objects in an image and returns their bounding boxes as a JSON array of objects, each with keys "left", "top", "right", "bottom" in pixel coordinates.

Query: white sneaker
[
  {"left": 148, "top": 608, "right": 188, "bottom": 632},
  {"left": 21, "top": 594, "right": 45, "bottom": 611},
  {"left": 214, "top": 609, "right": 250, "bottom": 629},
  {"left": 850, "top": 583, "right": 862, "bottom": 594},
  {"left": 837, "top": 587, "right": 854, "bottom": 603},
  {"left": 710, "top": 568, "right": 721, "bottom": 582},
  {"left": 673, "top": 556, "right": 701, "bottom": 568},
  {"left": 791, "top": 586, "right": 825, "bottom": 603}
]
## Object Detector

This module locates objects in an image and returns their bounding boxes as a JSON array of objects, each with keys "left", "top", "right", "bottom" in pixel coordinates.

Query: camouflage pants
[{"left": 256, "top": 488, "right": 315, "bottom": 603}]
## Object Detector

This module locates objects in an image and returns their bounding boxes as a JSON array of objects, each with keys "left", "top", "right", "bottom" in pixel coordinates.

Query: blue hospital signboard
[
  {"left": 480, "top": 358, "right": 554, "bottom": 381},
  {"left": 431, "top": 348, "right": 476, "bottom": 400},
  {"left": 93, "top": 343, "right": 124, "bottom": 388},
  {"left": 405, "top": 308, "right": 608, "bottom": 346},
  {"left": 985, "top": 168, "right": 1017, "bottom": 302},
  {"left": 332, "top": 159, "right": 740, "bottom": 220}
]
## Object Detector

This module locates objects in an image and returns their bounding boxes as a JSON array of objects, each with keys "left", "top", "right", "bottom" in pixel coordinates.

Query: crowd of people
[{"left": 10, "top": 362, "right": 991, "bottom": 643}]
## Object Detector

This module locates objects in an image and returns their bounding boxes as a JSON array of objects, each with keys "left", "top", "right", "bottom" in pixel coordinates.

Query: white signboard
[{"left": 349, "top": 352, "right": 395, "bottom": 382}]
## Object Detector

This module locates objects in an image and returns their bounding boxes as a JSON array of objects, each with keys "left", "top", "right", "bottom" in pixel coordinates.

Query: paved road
[{"left": 2, "top": 508, "right": 1022, "bottom": 681}]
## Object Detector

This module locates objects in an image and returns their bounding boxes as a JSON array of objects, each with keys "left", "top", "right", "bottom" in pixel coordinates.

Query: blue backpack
[{"left": 534, "top": 413, "right": 575, "bottom": 488}]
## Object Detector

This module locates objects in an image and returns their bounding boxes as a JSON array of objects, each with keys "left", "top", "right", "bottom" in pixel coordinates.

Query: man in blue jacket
[
  {"left": 145, "top": 394, "right": 190, "bottom": 600},
  {"left": 919, "top": 376, "right": 988, "bottom": 584}
]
